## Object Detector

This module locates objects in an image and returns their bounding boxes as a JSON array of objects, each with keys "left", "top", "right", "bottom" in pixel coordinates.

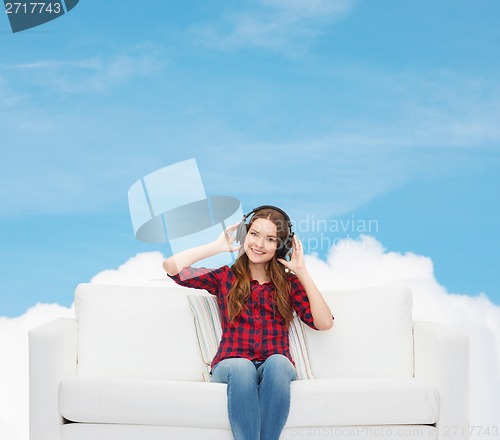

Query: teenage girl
[{"left": 162, "top": 206, "right": 333, "bottom": 440}]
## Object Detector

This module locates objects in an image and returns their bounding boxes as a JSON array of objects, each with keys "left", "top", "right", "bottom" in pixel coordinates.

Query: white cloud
[
  {"left": 193, "top": 0, "right": 354, "bottom": 55},
  {"left": 90, "top": 251, "right": 172, "bottom": 285},
  {"left": 1, "top": 240, "right": 499, "bottom": 439},
  {"left": 261, "top": 0, "right": 352, "bottom": 17},
  {"left": 3, "top": 50, "right": 165, "bottom": 95}
]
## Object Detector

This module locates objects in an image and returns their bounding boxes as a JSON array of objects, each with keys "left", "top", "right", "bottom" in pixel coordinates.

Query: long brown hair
[{"left": 227, "top": 208, "right": 294, "bottom": 325}]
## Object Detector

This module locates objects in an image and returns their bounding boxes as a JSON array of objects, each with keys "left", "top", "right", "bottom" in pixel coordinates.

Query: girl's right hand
[{"left": 214, "top": 223, "right": 242, "bottom": 254}]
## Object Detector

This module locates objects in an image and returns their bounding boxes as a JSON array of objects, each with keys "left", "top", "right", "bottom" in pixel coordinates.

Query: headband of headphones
[
  {"left": 243, "top": 205, "right": 292, "bottom": 229},
  {"left": 236, "top": 205, "right": 294, "bottom": 258}
]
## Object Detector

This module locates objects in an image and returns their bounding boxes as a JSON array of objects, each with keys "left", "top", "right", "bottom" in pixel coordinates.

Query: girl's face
[{"left": 244, "top": 218, "right": 279, "bottom": 265}]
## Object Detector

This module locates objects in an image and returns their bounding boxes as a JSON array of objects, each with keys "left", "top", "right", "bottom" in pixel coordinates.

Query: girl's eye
[
  {"left": 267, "top": 237, "right": 277, "bottom": 243},
  {"left": 250, "top": 231, "right": 258, "bottom": 236}
]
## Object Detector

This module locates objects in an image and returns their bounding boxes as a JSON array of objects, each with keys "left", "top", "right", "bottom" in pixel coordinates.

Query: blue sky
[{"left": 0, "top": 0, "right": 499, "bottom": 316}]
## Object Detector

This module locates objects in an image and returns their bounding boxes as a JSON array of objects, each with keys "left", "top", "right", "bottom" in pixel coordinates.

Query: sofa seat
[{"left": 59, "top": 376, "right": 439, "bottom": 428}]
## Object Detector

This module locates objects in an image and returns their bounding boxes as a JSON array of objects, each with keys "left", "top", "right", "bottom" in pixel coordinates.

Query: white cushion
[
  {"left": 186, "top": 294, "right": 222, "bottom": 380},
  {"left": 59, "top": 376, "right": 438, "bottom": 428},
  {"left": 287, "top": 312, "right": 314, "bottom": 380},
  {"left": 288, "top": 377, "right": 438, "bottom": 426},
  {"left": 59, "top": 377, "right": 229, "bottom": 429},
  {"left": 75, "top": 283, "right": 206, "bottom": 381},
  {"left": 305, "top": 286, "right": 414, "bottom": 378}
]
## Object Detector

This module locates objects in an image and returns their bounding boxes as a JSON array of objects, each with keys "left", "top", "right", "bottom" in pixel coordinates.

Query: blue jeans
[{"left": 211, "top": 354, "right": 297, "bottom": 440}]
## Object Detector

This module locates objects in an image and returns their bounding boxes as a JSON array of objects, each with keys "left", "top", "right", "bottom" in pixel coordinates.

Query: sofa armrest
[
  {"left": 413, "top": 321, "right": 469, "bottom": 440},
  {"left": 29, "top": 318, "right": 78, "bottom": 440}
]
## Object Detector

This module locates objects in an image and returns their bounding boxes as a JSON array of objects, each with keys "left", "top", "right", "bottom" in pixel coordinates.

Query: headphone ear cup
[
  {"left": 277, "top": 236, "right": 293, "bottom": 259},
  {"left": 235, "top": 221, "right": 247, "bottom": 244}
]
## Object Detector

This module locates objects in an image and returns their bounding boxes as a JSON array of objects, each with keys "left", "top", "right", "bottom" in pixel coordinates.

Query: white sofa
[{"left": 29, "top": 282, "right": 469, "bottom": 440}]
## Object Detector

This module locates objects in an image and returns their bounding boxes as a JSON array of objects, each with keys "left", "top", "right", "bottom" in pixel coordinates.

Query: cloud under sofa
[{"left": 29, "top": 282, "right": 469, "bottom": 440}]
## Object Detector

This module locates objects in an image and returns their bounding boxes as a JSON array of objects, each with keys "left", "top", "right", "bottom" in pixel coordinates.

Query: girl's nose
[{"left": 254, "top": 237, "right": 265, "bottom": 248}]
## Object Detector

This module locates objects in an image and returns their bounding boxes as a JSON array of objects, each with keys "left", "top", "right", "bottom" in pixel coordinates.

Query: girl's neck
[{"left": 248, "top": 262, "right": 270, "bottom": 284}]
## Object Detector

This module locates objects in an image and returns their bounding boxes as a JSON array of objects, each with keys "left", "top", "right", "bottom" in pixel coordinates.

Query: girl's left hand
[{"left": 277, "top": 235, "right": 306, "bottom": 274}]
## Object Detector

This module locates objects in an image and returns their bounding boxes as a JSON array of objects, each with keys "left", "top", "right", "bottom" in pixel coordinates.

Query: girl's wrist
[{"left": 293, "top": 265, "right": 310, "bottom": 280}]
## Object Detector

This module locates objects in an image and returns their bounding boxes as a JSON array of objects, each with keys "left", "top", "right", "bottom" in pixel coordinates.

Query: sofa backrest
[
  {"left": 75, "top": 283, "right": 207, "bottom": 381},
  {"left": 304, "top": 286, "right": 414, "bottom": 378},
  {"left": 74, "top": 283, "right": 414, "bottom": 381}
]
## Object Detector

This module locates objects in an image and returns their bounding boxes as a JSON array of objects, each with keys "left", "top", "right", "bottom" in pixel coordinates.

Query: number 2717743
[{"left": 5, "top": 2, "right": 62, "bottom": 14}]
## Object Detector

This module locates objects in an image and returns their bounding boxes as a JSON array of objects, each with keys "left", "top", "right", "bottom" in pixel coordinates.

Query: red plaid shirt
[{"left": 169, "top": 265, "right": 319, "bottom": 371}]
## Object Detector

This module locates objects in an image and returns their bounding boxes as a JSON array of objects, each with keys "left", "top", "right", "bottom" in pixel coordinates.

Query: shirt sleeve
[
  {"left": 289, "top": 274, "right": 334, "bottom": 330},
  {"left": 168, "top": 266, "right": 227, "bottom": 296}
]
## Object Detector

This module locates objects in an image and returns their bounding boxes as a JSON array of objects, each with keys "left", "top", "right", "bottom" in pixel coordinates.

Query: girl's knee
[
  {"left": 263, "top": 354, "right": 297, "bottom": 380},
  {"left": 229, "top": 358, "right": 258, "bottom": 375},
  {"left": 213, "top": 357, "right": 258, "bottom": 384},
  {"left": 267, "top": 354, "right": 292, "bottom": 369}
]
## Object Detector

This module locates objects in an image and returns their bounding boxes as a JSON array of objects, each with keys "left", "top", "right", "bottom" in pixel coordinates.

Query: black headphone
[{"left": 235, "top": 205, "right": 294, "bottom": 259}]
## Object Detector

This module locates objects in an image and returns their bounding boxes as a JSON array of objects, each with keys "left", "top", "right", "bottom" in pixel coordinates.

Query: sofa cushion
[
  {"left": 305, "top": 286, "right": 414, "bottom": 378},
  {"left": 187, "top": 294, "right": 314, "bottom": 380},
  {"left": 75, "top": 283, "right": 206, "bottom": 381},
  {"left": 186, "top": 294, "right": 222, "bottom": 380},
  {"left": 59, "top": 376, "right": 439, "bottom": 428},
  {"left": 288, "top": 377, "right": 438, "bottom": 426}
]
